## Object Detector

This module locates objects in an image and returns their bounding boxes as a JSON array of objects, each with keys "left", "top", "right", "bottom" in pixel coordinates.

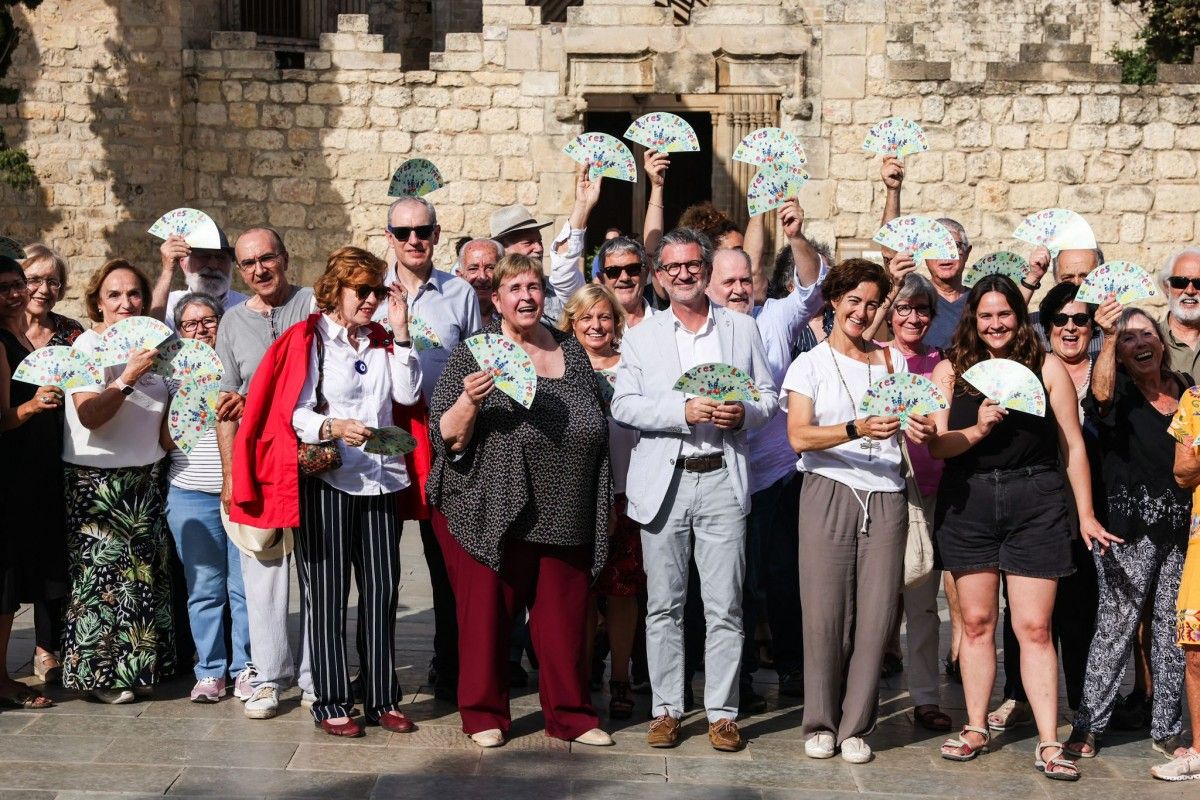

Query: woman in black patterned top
[{"left": 429, "top": 253, "right": 612, "bottom": 750}]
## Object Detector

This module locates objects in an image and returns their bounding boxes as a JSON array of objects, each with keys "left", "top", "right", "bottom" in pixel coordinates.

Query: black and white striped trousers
[{"left": 296, "top": 478, "right": 401, "bottom": 722}]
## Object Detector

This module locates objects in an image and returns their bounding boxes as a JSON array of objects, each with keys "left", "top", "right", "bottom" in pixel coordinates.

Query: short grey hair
[
  {"left": 460, "top": 238, "right": 503, "bottom": 262},
  {"left": 714, "top": 246, "right": 752, "bottom": 272},
  {"left": 654, "top": 227, "right": 715, "bottom": 272},
  {"left": 936, "top": 217, "right": 969, "bottom": 250},
  {"left": 597, "top": 236, "right": 647, "bottom": 270},
  {"left": 892, "top": 273, "right": 938, "bottom": 321},
  {"left": 1159, "top": 246, "right": 1200, "bottom": 290},
  {"left": 21, "top": 242, "right": 69, "bottom": 292},
  {"left": 173, "top": 292, "right": 224, "bottom": 330},
  {"left": 387, "top": 195, "right": 437, "bottom": 227},
  {"left": 1052, "top": 247, "right": 1105, "bottom": 279}
]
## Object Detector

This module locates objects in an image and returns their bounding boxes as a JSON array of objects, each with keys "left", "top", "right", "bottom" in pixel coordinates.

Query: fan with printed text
[
  {"left": 563, "top": 132, "right": 637, "bottom": 182},
  {"left": 1013, "top": 208, "right": 1096, "bottom": 253},
  {"left": 747, "top": 164, "right": 810, "bottom": 216},
  {"left": 1075, "top": 260, "right": 1159, "bottom": 305},
  {"left": 148, "top": 208, "right": 225, "bottom": 250},
  {"left": 95, "top": 317, "right": 174, "bottom": 368},
  {"left": 862, "top": 117, "right": 930, "bottom": 159},
  {"left": 673, "top": 363, "right": 760, "bottom": 403},
  {"left": 873, "top": 216, "right": 959, "bottom": 262},
  {"left": 963, "top": 252, "right": 1031, "bottom": 289},
  {"left": 466, "top": 332, "right": 537, "bottom": 409},
  {"left": 388, "top": 158, "right": 446, "bottom": 198},
  {"left": 13, "top": 346, "right": 103, "bottom": 390},
  {"left": 858, "top": 373, "right": 947, "bottom": 428},
  {"left": 961, "top": 359, "right": 1046, "bottom": 417},
  {"left": 623, "top": 112, "right": 700, "bottom": 153},
  {"left": 732, "top": 127, "right": 807, "bottom": 167}
]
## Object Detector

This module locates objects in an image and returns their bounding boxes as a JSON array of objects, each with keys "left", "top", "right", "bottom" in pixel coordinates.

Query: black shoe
[
  {"left": 433, "top": 677, "right": 457, "bottom": 704},
  {"left": 684, "top": 682, "right": 694, "bottom": 712},
  {"left": 427, "top": 658, "right": 439, "bottom": 686},
  {"left": 509, "top": 661, "right": 529, "bottom": 688},
  {"left": 1111, "top": 691, "right": 1149, "bottom": 731},
  {"left": 944, "top": 655, "right": 961, "bottom": 685},
  {"left": 880, "top": 653, "right": 903, "bottom": 679},
  {"left": 630, "top": 678, "right": 652, "bottom": 695},
  {"left": 740, "top": 683, "right": 767, "bottom": 714},
  {"left": 351, "top": 673, "right": 365, "bottom": 703},
  {"left": 778, "top": 669, "right": 804, "bottom": 698}
]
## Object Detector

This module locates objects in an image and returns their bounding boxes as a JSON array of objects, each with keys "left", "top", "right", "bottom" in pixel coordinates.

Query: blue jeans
[{"left": 166, "top": 486, "right": 251, "bottom": 680}]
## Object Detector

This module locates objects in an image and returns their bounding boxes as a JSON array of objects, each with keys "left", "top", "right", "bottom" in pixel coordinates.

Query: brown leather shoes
[
  {"left": 317, "top": 717, "right": 364, "bottom": 738},
  {"left": 373, "top": 710, "right": 416, "bottom": 733},
  {"left": 708, "top": 718, "right": 742, "bottom": 752},
  {"left": 647, "top": 714, "right": 681, "bottom": 748}
]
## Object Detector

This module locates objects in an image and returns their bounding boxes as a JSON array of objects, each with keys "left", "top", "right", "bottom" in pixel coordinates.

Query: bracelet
[
  {"left": 320, "top": 418, "right": 333, "bottom": 441},
  {"left": 1020, "top": 278, "right": 1041, "bottom": 291},
  {"left": 648, "top": 201, "right": 664, "bottom": 209},
  {"left": 395, "top": 339, "right": 413, "bottom": 348}
]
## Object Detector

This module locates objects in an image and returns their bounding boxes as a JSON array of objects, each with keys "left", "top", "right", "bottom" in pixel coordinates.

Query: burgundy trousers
[{"left": 432, "top": 513, "right": 599, "bottom": 739}]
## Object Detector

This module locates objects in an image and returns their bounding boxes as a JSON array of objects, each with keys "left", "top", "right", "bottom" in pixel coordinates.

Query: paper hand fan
[
  {"left": 148, "top": 208, "right": 224, "bottom": 250},
  {"left": 96, "top": 317, "right": 174, "bottom": 368},
  {"left": 732, "top": 127, "right": 807, "bottom": 167},
  {"left": 168, "top": 372, "right": 220, "bottom": 454},
  {"left": 0, "top": 235, "right": 26, "bottom": 260},
  {"left": 12, "top": 346, "right": 103, "bottom": 390},
  {"left": 673, "top": 362, "right": 761, "bottom": 403},
  {"left": 387, "top": 158, "right": 446, "bottom": 198},
  {"left": 152, "top": 338, "right": 224, "bottom": 381},
  {"left": 595, "top": 368, "right": 617, "bottom": 407},
  {"left": 872, "top": 216, "right": 958, "bottom": 261},
  {"left": 961, "top": 359, "right": 1046, "bottom": 417},
  {"left": 747, "top": 164, "right": 810, "bottom": 216},
  {"left": 858, "top": 373, "right": 947, "bottom": 428},
  {"left": 1075, "top": 260, "right": 1159, "bottom": 305},
  {"left": 1013, "top": 208, "right": 1097, "bottom": 253},
  {"left": 562, "top": 132, "right": 637, "bottom": 182},
  {"left": 363, "top": 426, "right": 418, "bottom": 456},
  {"left": 409, "top": 317, "right": 442, "bottom": 351},
  {"left": 623, "top": 112, "right": 700, "bottom": 153},
  {"left": 466, "top": 333, "right": 537, "bottom": 409},
  {"left": 862, "top": 117, "right": 930, "bottom": 159},
  {"left": 963, "top": 252, "right": 1030, "bottom": 289}
]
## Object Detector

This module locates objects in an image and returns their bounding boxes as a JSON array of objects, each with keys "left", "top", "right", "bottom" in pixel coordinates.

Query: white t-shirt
[
  {"left": 63, "top": 329, "right": 169, "bottom": 469},
  {"left": 781, "top": 340, "right": 906, "bottom": 492}
]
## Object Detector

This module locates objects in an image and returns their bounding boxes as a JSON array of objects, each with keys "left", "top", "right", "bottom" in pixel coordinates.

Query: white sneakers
[
  {"left": 1152, "top": 749, "right": 1200, "bottom": 781},
  {"left": 91, "top": 688, "right": 135, "bottom": 705},
  {"left": 840, "top": 736, "right": 873, "bottom": 764},
  {"left": 244, "top": 685, "right": 279, "bottom": 719},
  {"left": 805, "top": 732, "right": 835, "bottom": 759},
  {"left": 470, "top": 728, "right": 505, "bottom": 748}
]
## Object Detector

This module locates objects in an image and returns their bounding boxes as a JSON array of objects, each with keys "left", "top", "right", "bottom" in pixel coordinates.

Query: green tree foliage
[
  {"left": 0, "top": 0, "right": 40, "bottom": 190},
  {"left": 1111, "top": 0, "right": 1200, "bottom": 84}
]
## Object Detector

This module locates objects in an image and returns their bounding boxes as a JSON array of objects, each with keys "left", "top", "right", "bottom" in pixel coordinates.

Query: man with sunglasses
[
  {"left": 1022, "top": 246, "right": 1108, "bottom": 355},
  {"left": 1160, "top": 247, "right": 1200, "bottom": 377},
  {"left": 612, "top": 227, "right": 778, "bottom": 752},
  {"left": 595, "top": 236, "right": 657, "bottom": 329},
  {"left": 214, "top": 226, "right": 318, "bottom": 720},
  {"left": 150, "top": 222, "right": 248, "bottom": 332},
  {"left": 378, "top": 194, "right": 482, "bottom": 703}
]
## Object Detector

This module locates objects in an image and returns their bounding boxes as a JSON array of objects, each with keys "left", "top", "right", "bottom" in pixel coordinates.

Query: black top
[
  {"left": 1083, "top": 370, "right": 1190, "bottom": 539},
  {"left": 427, "top": 322, "right": 610, "bottom": 575},
  {"left": 945, "top": 377, "right": 1059, "bottom": 475}
]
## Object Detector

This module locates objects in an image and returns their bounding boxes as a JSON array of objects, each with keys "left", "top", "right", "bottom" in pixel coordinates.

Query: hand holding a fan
[
  {"left": 857, "top": 414, "right": 901, "bottom": 440},
  {"left": 1094, "top": 295, "right": 1123, "bottom": 336},
  {"left": 1027, "top": 246, "right": 1051, "bottom": 287},
  {"left": 712, "top": 401, "right": 745, "bottom": 430},
  {"left": 644, "top": 149, "right": 670, "bottom": 188},
  {"left": 462, "top": 370, "right": 496, "bottom": 407},
  {"left": 976, "top": 398, "right": 1007, "bottom": 436},
  {"left": 881, "top": 156, "right": 905, "bottom": 190}
]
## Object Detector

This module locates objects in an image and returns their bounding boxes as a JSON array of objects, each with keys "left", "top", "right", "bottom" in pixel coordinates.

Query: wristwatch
[
  {"left": 113, "top": 378, "right": 134, "bottom": 396},
  {"left": 845, "top": 420, "right": 858, "bottom": 440}
]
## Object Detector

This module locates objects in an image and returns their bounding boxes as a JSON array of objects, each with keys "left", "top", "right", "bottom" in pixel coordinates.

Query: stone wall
[{"left": 5, "top": 0, "right": 1198, "bottom": 321}]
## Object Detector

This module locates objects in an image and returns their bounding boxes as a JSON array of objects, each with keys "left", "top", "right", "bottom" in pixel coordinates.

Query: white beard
[
  {"left": 185, "top": 270, "right": 232, "bottom": 298},
  {"left": 1171, "top": 294, "right": 1200, "bottom": 324}
]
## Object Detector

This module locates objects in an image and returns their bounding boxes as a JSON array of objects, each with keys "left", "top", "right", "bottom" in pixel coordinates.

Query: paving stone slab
[
  {"left": 477, "top": 750, "right": 667, "bottom": 782},
  {"left": 574, "top": 779, "right": 764, "bottom": 800},
  {"left": 288, "top": 741, "right": 480, "bottom": 774},
  {"left": 0, "top": 762, "right": 180, "bottom": 793},
  {"left": 665, "top": 754, "right": 859, "bottom": 792},
  {"left": 372, "top": 774, "right": 570, "bottom": 800},
  {"left": 167, "top": 766, "right": 376, "bottom": 797},
  {"left": 23, "top": 714, "right": 216, "bottom": 740},
  {"left": 0, "top": 733, "right": 114, "bottom": 763},
  {"left": 94, "top": 737, "right": 298, "bottom": 768}
]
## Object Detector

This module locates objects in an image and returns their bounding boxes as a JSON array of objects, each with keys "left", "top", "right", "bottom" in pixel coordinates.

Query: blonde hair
[
  {"left": 490, "top": 253, "right": 541, "bottom": 291},
  {"left": 559, "top": 283, "right": 626, "bottom": 346},
  {"left": 313, "top": 246, "right": 387, "bottom": 312}
]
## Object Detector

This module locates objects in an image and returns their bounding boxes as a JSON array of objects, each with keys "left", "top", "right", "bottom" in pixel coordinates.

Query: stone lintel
[
  {"left": 1019, "top": 43, "right": 1092, "bottom": 63},
  {"left": 1159, "top": 64, "right": 1200, "bottom": 84},
  {"left": 887, "top": 60, "right": 950, "bottom": 81},
  {"left": 985, "top": 61, "right": 1120, "bottom": 82}
]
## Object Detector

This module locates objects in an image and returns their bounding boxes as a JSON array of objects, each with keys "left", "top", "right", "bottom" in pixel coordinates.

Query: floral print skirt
[
  {"left": 1177, "top": 533, "right": 1200, "bottom": 646},
  {"left": 593, "top": 495, "right": 644, "bottom": 598},
  {"left": 61, "top": 464, "right": 175, "bottom": 690}
]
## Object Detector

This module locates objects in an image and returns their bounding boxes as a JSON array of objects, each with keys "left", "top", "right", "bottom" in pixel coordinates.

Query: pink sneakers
[{"left": 190, "top": 677, "right": 226, "bottom": 703}]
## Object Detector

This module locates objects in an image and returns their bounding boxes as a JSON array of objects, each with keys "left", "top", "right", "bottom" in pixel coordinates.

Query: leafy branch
[
  {"left": 0, "top": 0, "right": 41, "bottom": 190},
  {"left": 1110, "top": 0, "right": 1200, "bottom": 84}
]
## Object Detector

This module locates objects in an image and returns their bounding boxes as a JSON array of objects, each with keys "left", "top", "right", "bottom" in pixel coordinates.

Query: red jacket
[{"left": 230, "top": 313, "right": 432, "bottom": 528}]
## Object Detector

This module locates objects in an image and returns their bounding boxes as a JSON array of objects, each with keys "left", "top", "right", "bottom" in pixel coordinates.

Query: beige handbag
[{"left": 900, "top": 442, "right": 935, "bottom": 590}]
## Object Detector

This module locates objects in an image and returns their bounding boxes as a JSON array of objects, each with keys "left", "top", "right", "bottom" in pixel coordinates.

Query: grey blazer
[{"left": 611, "top": 304, "right": 779, "bottom": 525}]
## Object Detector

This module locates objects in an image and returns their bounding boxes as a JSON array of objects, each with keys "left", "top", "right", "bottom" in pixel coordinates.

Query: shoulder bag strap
[{"left": 314, "top": 332, "right": 328, "bottom": 414}]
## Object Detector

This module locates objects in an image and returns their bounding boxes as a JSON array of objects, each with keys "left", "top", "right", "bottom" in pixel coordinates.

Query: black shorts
[{"left": 934, "top": 466, "right": 1074, "bottom": 579}]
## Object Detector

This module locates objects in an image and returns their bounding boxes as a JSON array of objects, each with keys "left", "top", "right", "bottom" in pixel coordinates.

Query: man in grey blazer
[{"left": 611, "top": 228, "right": 779, "bottom": 752}]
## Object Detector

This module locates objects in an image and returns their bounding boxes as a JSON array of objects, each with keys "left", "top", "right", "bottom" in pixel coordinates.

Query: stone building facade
[{"left": 2, "top": 0, "right": 1196, "bottom": 316}]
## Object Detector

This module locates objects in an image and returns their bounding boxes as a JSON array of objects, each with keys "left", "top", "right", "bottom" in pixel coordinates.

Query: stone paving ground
[{"left": 1, "top": 522, "right": 1194, "bottom": 799}]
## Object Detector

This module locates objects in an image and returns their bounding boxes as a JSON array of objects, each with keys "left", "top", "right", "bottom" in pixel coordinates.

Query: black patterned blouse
[{"left": 428, "top": 321, "right": 610, "bottom": 575}]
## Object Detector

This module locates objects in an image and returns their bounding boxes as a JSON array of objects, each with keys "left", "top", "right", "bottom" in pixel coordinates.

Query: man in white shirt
[
  {"left": 376, "top": 195, "right": 482, "bottom": 702},
  {"left": 151, "top": 224, "right": 248, "bottom": 329},
  {"left": 595, "top": 236, "right": 657, "bottom": 329},
  {"left": 612, "top": 228, "right": 778, "bottom": 752}
]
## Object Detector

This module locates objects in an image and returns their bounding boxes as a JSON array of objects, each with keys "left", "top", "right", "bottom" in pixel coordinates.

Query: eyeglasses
[
  {"left": 658, "top": 260, "right": 705, "bottom": 277},
  {"left": 353, "top": 284, "right": 389, "bottom": 301},
  {"left": 602, "top": 263, "right": 642, "bottom": 280},
  {"left": 1168, "top": 276, "right": 1200, "bottom": 291},
  {"left": 26, "top": 277, "right": 62, "bottom": 291},
  {"left": 388, "top": 224, "right": 436, "bottom": 241},
  {"left": 238, "top": 252, "right": 282, "bottom": 271},
  {"left": 893, "top": 303, "right": 931, "bottom": 319},
  {"left": 0, "top": 280, "right": 27, "bottom": 295},
  {"left": 1051, "top": 312, "right": 1091, "bottom": 328},
  {"left": 179, "top": 315, "right": 219, "bottom": 333}
]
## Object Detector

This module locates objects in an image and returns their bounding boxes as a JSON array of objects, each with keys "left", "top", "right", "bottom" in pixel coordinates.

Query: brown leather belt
[{"left": 675, "top": 454, "right": 724, "bottom": 473}]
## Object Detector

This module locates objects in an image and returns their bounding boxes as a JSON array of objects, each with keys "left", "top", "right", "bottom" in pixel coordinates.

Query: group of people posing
[{"left": 2, "top": 151, "right": 1200, "bottom": 784}]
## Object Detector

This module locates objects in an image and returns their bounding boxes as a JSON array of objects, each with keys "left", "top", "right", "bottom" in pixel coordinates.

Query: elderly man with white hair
[
  {"left": 151, "top": 224, "right": 248, "bottom": 330},
  {"left": 456, "top": 238, "right": 504, "bottom": 323},
  {"left": 1160, "top": 247, "right": 1200, "bottom": 377}
]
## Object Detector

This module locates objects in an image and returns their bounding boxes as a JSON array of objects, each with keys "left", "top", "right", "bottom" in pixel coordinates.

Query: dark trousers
[
  {"left": 741, "top": 473, "right": 804, "bottom": 682},
  {"left": 1002, "top": 536, "right": 1098, "bottom": 709},
  {"left": 34, "top": 598, "right": 64, "bottom": 653},
  {"left": 433, "top": 515, "right": 598, "bottom": 739},
  {"left": 420, "top": 516, "right": 459, "bottom": 685},
  {"left": 296, "top": 479, "right": 402, "bottom": 722}
]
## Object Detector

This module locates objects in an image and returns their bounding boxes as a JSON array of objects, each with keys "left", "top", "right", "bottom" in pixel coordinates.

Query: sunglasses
[
  {"left": 353, "top": 285, "right": 388, "bottom": 301},
  {"left": 1168, "top": 276, "right": 1200, "bottom": 291},
  {"left": 602, "top": 264, "right": 642, "bottom": 280},
  {"left": 388, "top": 224, "right": 436, "bottom": 241},
  {"left": 1051, "top": 312, "right": 1091, "bottom": 328}
]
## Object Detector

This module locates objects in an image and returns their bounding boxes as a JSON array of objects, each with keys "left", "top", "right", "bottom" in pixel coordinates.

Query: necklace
[{"left": 829, "top": 345, "right": 879, "bottom": 459}]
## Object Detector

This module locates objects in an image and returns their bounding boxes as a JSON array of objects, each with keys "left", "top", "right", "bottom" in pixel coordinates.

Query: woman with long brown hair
[{"left": 927, "top": 274, "right": 1117, "bottom": 781}]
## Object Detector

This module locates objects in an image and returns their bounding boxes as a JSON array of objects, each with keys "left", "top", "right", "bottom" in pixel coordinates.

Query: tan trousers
[{"left": 798, "top": 472, "right": 906, "bottom": 744}]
